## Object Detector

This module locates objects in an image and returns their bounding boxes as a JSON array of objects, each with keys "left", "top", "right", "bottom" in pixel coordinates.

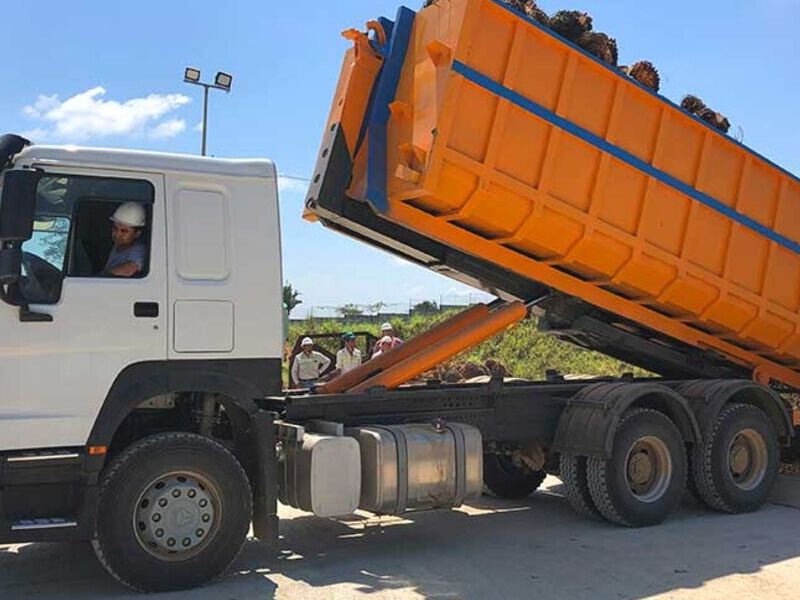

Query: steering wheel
[{"left": 20, "top": 251, "right": 62, "bottom": 303}]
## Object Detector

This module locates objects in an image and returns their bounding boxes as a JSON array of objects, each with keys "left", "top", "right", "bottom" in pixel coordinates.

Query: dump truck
[{"left": 0, "top": 0, "right": 798, "bottom": 593}]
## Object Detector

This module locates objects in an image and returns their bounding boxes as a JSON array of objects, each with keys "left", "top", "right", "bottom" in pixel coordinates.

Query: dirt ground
[{"left": 2, "top": 477, "right": 799, "bottom": 600}]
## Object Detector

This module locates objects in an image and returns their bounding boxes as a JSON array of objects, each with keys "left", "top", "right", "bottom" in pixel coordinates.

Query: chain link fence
[{"left": 295, "top": 293, "right": 493, "bottom": 322}]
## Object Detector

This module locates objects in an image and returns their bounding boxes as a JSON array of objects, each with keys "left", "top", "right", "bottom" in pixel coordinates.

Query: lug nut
[
  {"left": 196, "top": 529, "right": 205, "bottom": 538},
  {"left": 155, "top": 528, "right": 164, "bottom": 538},
  {"left": 158, "top": 498, "right": 168, "bottom": 508},
  {"left": 188, "top": 489, "right": 196, "bottom": 498},
  {"left": 202, "top": 514, "right": 211, "bottom": 523},
  {"left": 172, "top": 489, "right": 181, "bottom": 498},
  {"left": 199, "top": 499, "right": 208, "bottom": 508},
  {"left": 167, "top": 538, "right": 176, "bottom": 547},
  {"left": 152, "top": 513, "right": 161, "bottom": 522},
  {"left": 183, "top": 538, "right": 191, "bottom": 547}
]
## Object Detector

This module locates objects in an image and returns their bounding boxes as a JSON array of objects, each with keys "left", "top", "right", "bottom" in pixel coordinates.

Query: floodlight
[
  {"left": 214, "top": 71, "right": 233, "bottom": 92},
  {"left": 184, "top": 67, "right": 201, "bottom": 83}
]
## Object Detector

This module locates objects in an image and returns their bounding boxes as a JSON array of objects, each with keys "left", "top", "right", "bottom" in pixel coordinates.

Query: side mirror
[
  {"left": 1, "top": 169, "right": 40, "bottom": 240},
  {"left": 0, "top": 169, "right": 41, "bottom": 284}
]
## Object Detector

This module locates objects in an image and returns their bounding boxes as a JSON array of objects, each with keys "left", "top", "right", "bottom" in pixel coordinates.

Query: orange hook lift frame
[
  {"left": 351, "top": 301, "right": 528, "bottom": 392},
  {"left": 318, "top": 303, "right": 491, "bottom": 394}
]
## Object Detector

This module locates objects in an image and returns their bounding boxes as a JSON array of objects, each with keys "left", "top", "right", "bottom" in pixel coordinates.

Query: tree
[
  {"left": 283, "top": 283, "right": 302, "bottom": 316},
  {"left": 338, "top": 303, "right": 364, "bottom": 318},
  {"left": 368, "top": 301, "right": 386, "bottom": 315},
  {"left": 412, "top": 300, "right": 438, "bottom": 314}
]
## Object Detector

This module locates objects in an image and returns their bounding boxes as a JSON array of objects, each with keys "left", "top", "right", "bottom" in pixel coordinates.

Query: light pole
[{"left": 183, "top": 67, "right": 233, "bottom": 156}]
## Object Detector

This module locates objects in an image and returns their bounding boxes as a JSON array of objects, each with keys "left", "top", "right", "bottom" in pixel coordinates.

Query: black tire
[
  {"left": 483, "top": 453, "right": 547, "bottom": 499},
  {"left": 692, "top": 403, "right": 779, "bottom": 514},
  {"left": 683, "top": 450, "right": 704, "bottom": 506},
  {"left": 92, "top": 432, "right": 252, "bottom": 592},
  {"left": 587, "top": 409, "right": 686, "bottom": 527},
  {"left": 559, "top": 453, "right": 603, "bottom": 520}
]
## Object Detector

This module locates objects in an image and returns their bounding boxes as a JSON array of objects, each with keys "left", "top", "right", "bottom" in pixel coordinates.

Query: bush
[{"left": 288, "top": 312, "right": 646, "bottom": 381}]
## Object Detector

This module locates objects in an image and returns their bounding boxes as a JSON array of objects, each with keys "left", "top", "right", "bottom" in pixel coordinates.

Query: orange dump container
[{"left": 306, "top": 0, "right": 800, "bottom": 389}]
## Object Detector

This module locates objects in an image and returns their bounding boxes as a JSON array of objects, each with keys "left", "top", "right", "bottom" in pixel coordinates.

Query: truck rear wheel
[
  {"left": 587, "top": 409, "right": 686, "bottom": 527},
  {"left": 93, "top": 432, "right": 252, "bottom": 592},
  {"left": 692, "top": 403, "right": 779, "bottom": 514},
  {"left": 559, "top": 453, "right": 602, "bottom": 520},
  {"left": 483, "top": 453, "right": 546, "bottom": 499}
]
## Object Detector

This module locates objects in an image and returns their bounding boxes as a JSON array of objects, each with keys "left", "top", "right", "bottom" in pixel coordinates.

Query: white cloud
[
  {"left": 19, "top": 128, "right": 50, "bottom": 142},
  {"left": 149, "top": 118, "right": 186, "bottom": 139},
  {"left": 278, "top": 175, "right": 308, "bottom": 194},
  {"left": 22, "top": 86, "right": 191, "bottom": 142},
  {"left": 23, "top": 94, "right": 59, "bottom": 118},
  {"left": 193, "top": 121, "right": 204, "bottom": 132},
  {"left": 446, "top": 286, "right": 481, "bottom": 298}
]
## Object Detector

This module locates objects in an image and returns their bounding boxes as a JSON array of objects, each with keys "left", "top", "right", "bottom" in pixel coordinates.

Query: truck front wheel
[{"left": 93, "top": 432, "right": 252, "bottom": 592}]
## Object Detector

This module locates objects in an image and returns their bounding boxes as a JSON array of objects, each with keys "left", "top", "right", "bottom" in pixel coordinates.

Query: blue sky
[{"left": 2, "top": 0, "right": 798, "bottom": 316}]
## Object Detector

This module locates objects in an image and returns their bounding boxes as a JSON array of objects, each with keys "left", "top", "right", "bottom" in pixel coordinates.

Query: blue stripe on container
[
  {"left": 452, "top": 60, "right": 800, "bottom": 256},
  {"left": 364, "top": 6, "right": 416, "bottom": 213}
]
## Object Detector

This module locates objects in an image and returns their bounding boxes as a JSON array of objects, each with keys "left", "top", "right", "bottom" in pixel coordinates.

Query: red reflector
[{"left": 87, "top": 446, "right": 108, "bottom": 456}]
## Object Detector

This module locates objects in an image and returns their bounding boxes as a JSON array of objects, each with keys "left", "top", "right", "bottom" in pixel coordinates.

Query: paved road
[{"left": 3, "top": 477, "right": 799, "bottom": 600}]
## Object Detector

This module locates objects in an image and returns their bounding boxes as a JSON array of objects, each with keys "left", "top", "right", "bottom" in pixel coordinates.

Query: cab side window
[{"left": 21, "top": 174, "right": 155, "bottom": 280}]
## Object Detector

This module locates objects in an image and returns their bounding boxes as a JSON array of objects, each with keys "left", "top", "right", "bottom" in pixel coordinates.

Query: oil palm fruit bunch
[
  {"left": 680, "top": 95, "right": 730, "bottom": 134},
  {"left": 502, "top": 0, "right": 529, "bottom": 12},
  {"left": 500, "top": 0, "right": 548, "bottom": 25},
  {"left": 680, "top": 95, "right": 706, "bottom": 115},
  {"left": 577, "top": 32, "right": 618, "bottom": 66},
  {"left": 549, "top": 10, "right": 593, "bottom": 42},
  {"left": 625, "top": 61, "right": 660, "bottom": 92},
  {"left": 699, "top": 108, "right": 731, "bottom": 133},
  {"left": 523, "top": 2, "right": 550, "bottom": 26}
]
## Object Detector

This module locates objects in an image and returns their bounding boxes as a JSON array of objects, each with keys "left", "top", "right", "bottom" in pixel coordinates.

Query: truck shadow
[
  {"left": 232, "top": 484, "right": 800, "bottom": 600},
  {"left": 1, "top": 485, "right": 798, "bottom": 599}
]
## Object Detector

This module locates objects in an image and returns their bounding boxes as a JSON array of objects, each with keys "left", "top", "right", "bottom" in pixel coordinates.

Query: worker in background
[
  {"left": 291, "top": 337, "right": 331, "bottom": 388},
  {"left": 335, "top": 332, "right": 362, "bottom": 376},
  {"left": 371, "top": 322, "right": 403, "bottom": 355},
  {"left": 371, "top": 335, "right": 395, "bottom": 358},
  {"left": 104, "top": 202, "right": 148, "bottom": 277}
]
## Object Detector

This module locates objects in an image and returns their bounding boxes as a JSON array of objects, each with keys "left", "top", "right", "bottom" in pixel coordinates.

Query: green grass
[{"left": 287, "top": 311, "right": 647, "bottom": 381}]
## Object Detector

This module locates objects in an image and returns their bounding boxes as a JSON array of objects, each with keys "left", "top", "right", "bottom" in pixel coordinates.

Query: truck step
[{"left": 11, "top": 518, "right": 78, "bottom": 531}]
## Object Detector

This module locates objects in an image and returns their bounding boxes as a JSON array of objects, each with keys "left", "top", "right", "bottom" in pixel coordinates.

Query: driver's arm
[{"left": 109, "top": 261, "right": 142, "bottom": 277}]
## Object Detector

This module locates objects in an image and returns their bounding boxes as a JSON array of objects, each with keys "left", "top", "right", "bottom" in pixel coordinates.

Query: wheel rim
[
  {"left": 133, "top": 471, "right": 222, "bottom": 561},
  {"left": 624, "top": 436, "right": 673, "bottom": 503},
  {"left": 727, "top": 429, "right": 768, "bottom": 492}
]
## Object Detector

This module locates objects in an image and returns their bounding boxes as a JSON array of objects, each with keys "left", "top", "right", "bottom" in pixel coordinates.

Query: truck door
[{"left": 0, "top": 168, "right": 167, "bottom": 451}]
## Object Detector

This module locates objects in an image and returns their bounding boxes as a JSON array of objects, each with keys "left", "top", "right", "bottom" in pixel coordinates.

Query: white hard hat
[
  {"left": 110, "top": 202, "right": 146, "bottom": 228},
  {"left": 301, "top": 337, "right": 314, "bottom": 346},
  {"left": 381, "top": 322, "right": 393, "bottom": 331}
]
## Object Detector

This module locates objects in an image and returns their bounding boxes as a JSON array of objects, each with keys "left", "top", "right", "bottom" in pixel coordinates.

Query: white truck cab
[
  {"left": 0, "top": 134, "right": 285, "bottom": 591},
  {"left": 0, "top": 139, "right": 284, "bottom": 450}
]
